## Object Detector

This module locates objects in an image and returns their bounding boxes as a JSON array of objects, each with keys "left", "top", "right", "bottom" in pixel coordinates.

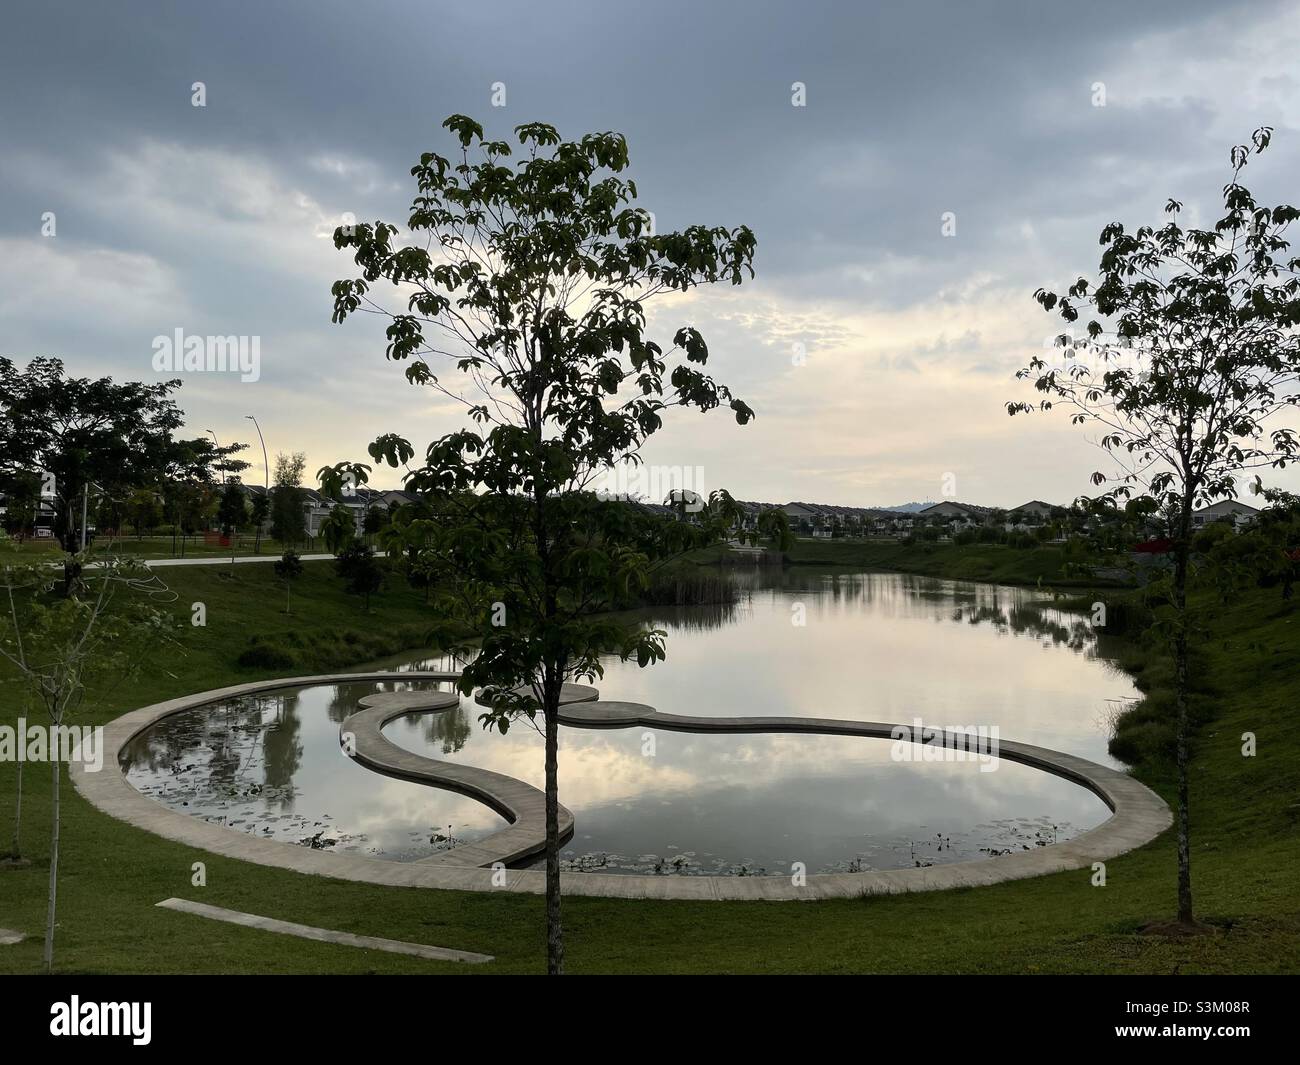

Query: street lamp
[
  {"left": 206, "top": 429, "right": 224, "bottom": 484},
  {"left": 245, "top": 415, "right": 269, "bottom": 491}
]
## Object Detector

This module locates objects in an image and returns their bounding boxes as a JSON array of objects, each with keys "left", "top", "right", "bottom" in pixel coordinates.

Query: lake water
[{"left": 122, "top": 570, "right": 1139, "bottom": 876}]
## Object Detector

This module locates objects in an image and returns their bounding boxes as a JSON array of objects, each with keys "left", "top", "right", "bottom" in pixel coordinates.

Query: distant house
[
  {"left": 735, "top": 500, "right": 776, "bottom": 533},
  {"left": 629, "top": 498, "right": 674, "bottom": 520},
  {"left": 1192, "top": 499, "right": 1260, "bottom": 530},
  {"left": 780, "top": 501, "right": 896, "bottom": 537},
  {"left": 1008, "top": 499, "right": 1056, "bottom": 521},
  {"left": 300, "top": 485, "right": 409, "bottom": 538},
  {"left": 916, "top": 501, "right": 991, "bottom": 524},
  {"left": 781, "top": 502, "right": 822, "bottom": 533}
]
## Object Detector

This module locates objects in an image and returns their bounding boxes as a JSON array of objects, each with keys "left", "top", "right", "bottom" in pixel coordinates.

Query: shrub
[
  {"left": 1109, "top": 716, "right": 1176, "bottom": 766},
  {"left": 237, "top": 637, "right": 298, "bottom": 669}
]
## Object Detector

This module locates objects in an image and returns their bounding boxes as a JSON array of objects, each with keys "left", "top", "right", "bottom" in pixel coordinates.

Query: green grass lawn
[{"left": 1, "top": 552, "right": 1297, "bottom": 974}]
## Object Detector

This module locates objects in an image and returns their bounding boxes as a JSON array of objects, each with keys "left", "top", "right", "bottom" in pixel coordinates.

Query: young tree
[
  {"left": 322, "top": 115, "right": 755, "bottom": 973},
  {"left": 335, "top": 541, "right": 383, "bottom": 610},
  {"left": 0, "top": 555, "right": 174, "bottom": 970},
  {"left": 269, "top": 452, "right": 308, "bottom": 547},
  {"left": 1009, "top": 127, "right": 1300, "bottom": 929},
  {"left": 274, "top": 548, "right": 303, "bottom": 614}
]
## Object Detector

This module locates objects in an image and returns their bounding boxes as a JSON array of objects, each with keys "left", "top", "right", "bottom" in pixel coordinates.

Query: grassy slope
[
  {"left": 781, "top": 538, "right": 1102, "bottom": 586},
  {"left": 0, "top": 554, "right": 1297, "bottom": 974}
]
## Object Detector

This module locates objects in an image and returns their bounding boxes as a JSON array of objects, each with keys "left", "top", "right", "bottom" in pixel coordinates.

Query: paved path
[
  {"left": 143, "top": 553, "right": 334, "bottom": 568},
  {"left": 155, "top": 898, "right": 493, "bottom": 963},
  {"left": 73, "top": 671, "right": 1172, "bottom": 902}
]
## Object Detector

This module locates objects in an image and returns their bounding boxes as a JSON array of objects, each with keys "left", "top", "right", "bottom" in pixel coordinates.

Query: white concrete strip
[
  {"left": 155, "top": 897, "right": 494, "bottom": 964},
  {"left": 143, "top": 554, "right": 334, "bottom": 568}
]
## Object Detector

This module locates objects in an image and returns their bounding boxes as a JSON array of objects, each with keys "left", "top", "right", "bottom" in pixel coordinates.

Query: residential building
[{"left": 1192, "top": 499, "right": 1260, "bottom": 530}]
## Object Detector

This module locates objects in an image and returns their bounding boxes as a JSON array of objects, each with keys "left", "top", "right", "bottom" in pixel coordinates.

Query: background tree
[
  {"left": 217, "top": 480, "right": 249, "bottom": 565},
  {"left": 0, "top": 472, "right": 40, "bottom": 540},
  {"left": 0, "top": 358, "right": 243, "bottom": 587},
  {"left": 92, "top": 486, "right": 128, "bottom": 541},
  {"left": 1199, "top": 487, "right": 1300, "bottom": 603},
  {"left": 1009, "top": 127, "right": 1300, "bottom": 929},
  {"left": 379, "top": 503, "right": 440, "bottom": 603},
  {"left": 335, "top": 540, "right": 383, "bottom": 610},
  {"left": 362, "top": 504, "right": 386, "bottom": 545},
  {"left": 161, "top": 481, "right": 203, "bottom": 558},
  {"left": 249, "top": 492, "right": 270, "bottom": 554},
  {"left": 125, "top": 488, "right": 162, "bottom": 540},
  {"left": 750, "top": 507, "right": 795, "bottom": 552},
  {"left": 323, "top": 114, "right": 755, "bottom": 973},
  {"left": 269, "top": 452, "right": 308, "bottom": 547},
  {"left": 217, "top": 482, "right": 247, "bottom": 538}
]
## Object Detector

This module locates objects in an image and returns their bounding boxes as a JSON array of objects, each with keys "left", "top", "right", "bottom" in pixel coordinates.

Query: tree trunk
[
  {"left": 61, "top": 556, "right": 81, "bottom": 599},
  {"left": 1172, "top": 509, "right": 1194, "bottom": 925},
  {"left": 9, "top": 758, "right": 22, "bottom": 859},
  {"left": 43, "top": 753, "right": 61, "bottom": 973},
  {"left": 544, "top": 687, "right": 563, "bottom": 975}
]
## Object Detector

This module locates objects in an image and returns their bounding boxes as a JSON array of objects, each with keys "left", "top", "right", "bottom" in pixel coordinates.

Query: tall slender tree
[
  {"left": 0, "top": 555, "right": 175, "bottom": 970},
  {"left": 1010, "top": 127, "right": 1300, "bottom": 928},
  {"left": 322, "top": 115, "right": 755, "bottom": 973}
]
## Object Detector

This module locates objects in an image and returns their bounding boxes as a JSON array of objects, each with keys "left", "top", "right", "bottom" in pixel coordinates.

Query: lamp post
[
  {"left": 206, "top": 429, "right": 225, "bottom": 484},
  {"left": 245, "top": 414, "right": 272, "bottom": 553},
  {"left": 244, "top": 415, "right": 269, "bottom": 491}
]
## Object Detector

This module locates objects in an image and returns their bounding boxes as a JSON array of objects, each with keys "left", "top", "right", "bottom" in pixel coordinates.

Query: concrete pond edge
[{"left": 72, "top": 671, "right": 1172, "bottom": 902}]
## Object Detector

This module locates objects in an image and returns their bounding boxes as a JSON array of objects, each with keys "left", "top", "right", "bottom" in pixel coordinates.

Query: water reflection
[
  {"left": 123, "top": 571, "right": 1138, "bottom": 875},
  {"left": 122, "top": 679, "right": 507, "bottom": 859}
]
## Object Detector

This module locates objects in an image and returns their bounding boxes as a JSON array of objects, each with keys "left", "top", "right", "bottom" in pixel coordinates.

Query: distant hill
[{"left": 876, "top": 501, "right": 936, "bottom": 513}]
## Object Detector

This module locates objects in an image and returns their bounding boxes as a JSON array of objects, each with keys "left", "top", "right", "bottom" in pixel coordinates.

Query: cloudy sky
[{"left": 3, "top": 0, "right": 1298, "bottom": 506}]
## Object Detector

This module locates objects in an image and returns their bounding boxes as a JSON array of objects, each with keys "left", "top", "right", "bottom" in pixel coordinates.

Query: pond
[{"left": 122, "top": 570, "right": 1139, "bottom": 876}]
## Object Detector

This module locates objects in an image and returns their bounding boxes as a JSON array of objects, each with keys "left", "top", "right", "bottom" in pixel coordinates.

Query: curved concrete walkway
[
  {"left": 73, "top": 672, "right": 1171, "bottom": 901},
  {"left": 343, "top": 684, "right": 597, "bottom": 867}
]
